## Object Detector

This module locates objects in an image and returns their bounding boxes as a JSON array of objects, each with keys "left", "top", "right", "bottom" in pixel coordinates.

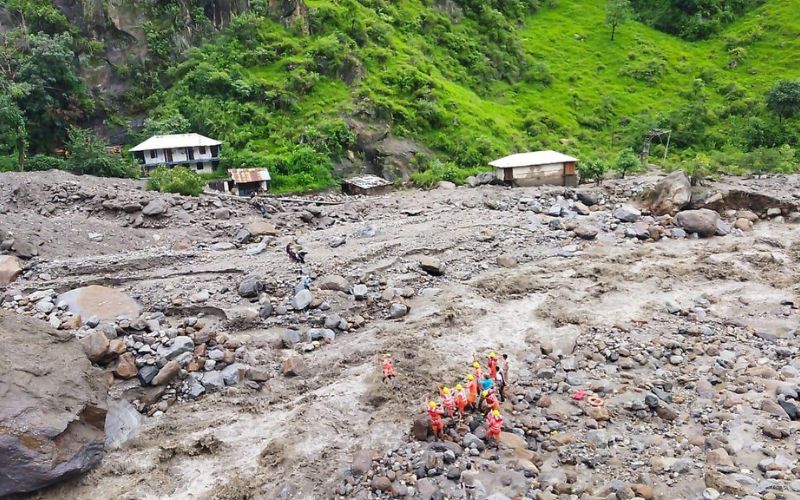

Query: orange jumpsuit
[
  {"left": 485, "top": 391, "right": 500, "bottom": 411},
  {"left": 467, "top": 380, "right": 479, "bottom": 406},
  {"left": 429, "top": 408, "right": 444, "bottom": 433},
  {"left": 440, "top": 391, "right": 456, "bottom": 418},
  {"left": 382, "top": 358, "right": 395, "bottom": 378},
  {"left": 486, "top": 412, "right": 504, "bottom": 440},
  {"left": 473, "top": 366, "right": 483, "bottom": 382},
  {"left": 488, "top": 357, "right": 498, "bottom": 379},
  {"left": 455, "top": 389, "right": 468, "bottom": 415}
]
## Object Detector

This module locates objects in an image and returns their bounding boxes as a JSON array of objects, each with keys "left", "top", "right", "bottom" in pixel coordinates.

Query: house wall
[
  {"left": 141, "top": 147, "right": 219, "bottom": 167},
  {"left": 496, "top": 162, "right": 566, "bottom": 187}
]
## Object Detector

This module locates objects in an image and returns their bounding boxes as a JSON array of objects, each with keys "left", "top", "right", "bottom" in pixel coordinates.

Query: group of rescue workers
[{"left": 381, "top": 351, "right": 510, "bottom": 447}]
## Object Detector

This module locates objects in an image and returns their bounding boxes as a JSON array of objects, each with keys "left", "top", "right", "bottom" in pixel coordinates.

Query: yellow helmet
[
  {"left": 492, "top": 409, "right": 500, "bottom": 417},
  {"left": 428, "top": 401, "right": 436, "bottom": 408},
  {"left": 456, "top": 384, "right": 463, "bottom": 391},
  {"left": 489, "top": 352, "right": 497, "bottom": 358},
  {"left": 442, "top": 387, "right": 450, "bottom": 394},
  {"left": 482, "top": 390, "right": 489, "bottom": 397},
  {"left": 467, "top": 374, "right": 474, "bottom": 381},
  {"left": 473, "top": 361, "right": 480, "bottom": 368}
]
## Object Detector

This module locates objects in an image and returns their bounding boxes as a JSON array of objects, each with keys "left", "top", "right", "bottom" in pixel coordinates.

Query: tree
[
  {"left": 614, "top": 148, "right": 641, "bottom": 178},
  {"left": 147, "top": 166, "right": 205, "bottom": 196},
  {"left": 64, "top": 127, "right": 139, "bottom": 178},
  {"left": 0, "top": 88, "right": 27, "bottom": 171},
  {"left": 765, "top": 79, "right": 800, "bottom": 123},
  {"left": 606, "top": 0, "right": 632, "bottom": 41},
  {"left": 578, "top": 159, "right": 609, "bottom": 185}
]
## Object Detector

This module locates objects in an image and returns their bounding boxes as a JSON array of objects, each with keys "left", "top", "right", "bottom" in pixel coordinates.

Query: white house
[
  {"left": 129, "top": 133, "right": 221, "bottom": 174},
  {"left": 489, "top": 150, "right": 578, "bottom": 187}
]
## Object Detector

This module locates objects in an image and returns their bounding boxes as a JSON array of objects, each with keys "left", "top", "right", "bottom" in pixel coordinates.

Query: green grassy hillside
[{"left": 2, "top": 0, "right": 799, "bottom": 191}]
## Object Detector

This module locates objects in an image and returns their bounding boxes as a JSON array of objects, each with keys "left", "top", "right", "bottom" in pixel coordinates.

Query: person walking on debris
[
  {"left": 286, "top": 243, "right": 307, "bottom": 264},
  {"left": 249, "top": 192, "right": 267, "bottom": 217},
  {"left": 381, "top": 353, "right": 395, "bottom": 384},
  {"left": 454, "top": 384, "right": 468, "bottom": 417},
  {"left": 495, "top": 368, "right": 506, "bottom": 402},
  {"left": 485, "top": 409, "right": 503, "bottom": 447},
  {"left": 487, "top": 352, "right": 498, "bottom": 379},
  {"left": 439, "top": 386, "right": 456, "bottom": 418},
  {"left": 472, "top": 361, "right": 483, "bottom": 382},
  {"left": 466, "top": 374, "right": 479, "bottom": 409},
  {"left": 427, "top": 401, "right": 445, "bottom": 440},
  {"left": 482, "top": 389, "right": 500, "bottom": 412}
]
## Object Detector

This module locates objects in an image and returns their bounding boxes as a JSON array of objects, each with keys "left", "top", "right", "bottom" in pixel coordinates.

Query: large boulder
[
  {"left": 419, "top": 256, "right": 445, "bottom": 276},
  {"left": 57, "top": 286, "right": 141, "bottom": 322},
  {"left": 675, "top": 209, "right": 720, "bottom": 238},
  {"left": 613, "top": 205, "right": 641, "bottom": 223},
  {"left": 0, "top": 311, "right": 108, "bottom": 496},
  {"left": 238, "top": 274, "right": 263, "bottom": 299},
  {"left": 0, "top": 255, "right": 22, "bottom": 287},
  {"left": 649, "top": 171, "right": 691, "bottom": 215},
  {"left": 142, "top": 198, "right": 168, "bottom": 216},
  {"left": 246, "top": 221, "right": 278, "bottom": 237}
]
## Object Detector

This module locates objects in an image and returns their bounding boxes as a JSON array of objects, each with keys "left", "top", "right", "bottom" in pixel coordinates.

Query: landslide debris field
[{"left": 3, "top": 170, "right": 800, "bottom": 499}]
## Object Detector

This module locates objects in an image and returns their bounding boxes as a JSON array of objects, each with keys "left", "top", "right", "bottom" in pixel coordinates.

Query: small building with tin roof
[{"left": 490, "top": 150, "right": 579, "bottom": 187}]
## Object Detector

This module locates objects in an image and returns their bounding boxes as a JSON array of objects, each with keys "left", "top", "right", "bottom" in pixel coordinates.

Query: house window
[
  {"left": 149, "top": 150, "right": 157, "bottom": 159},
  {"left": 196, "top": 164, "right": 204, "bottom": 171},
  {"left": 199, "top": 146, "right": 206, "bottom": 154}
]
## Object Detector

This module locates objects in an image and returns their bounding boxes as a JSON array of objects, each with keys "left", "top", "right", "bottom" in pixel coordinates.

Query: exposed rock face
[
  {"left": 0, "top": 311, "right": 108, "bottom": 497},
  {"left": 57, "top": 285, "right": 142, "bottom": 321},
  {"left": 649, "top": 171, "right": 691, "bottom": 215}
]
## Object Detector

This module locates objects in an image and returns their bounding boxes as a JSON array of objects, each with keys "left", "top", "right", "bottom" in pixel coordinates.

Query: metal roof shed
[{"left": 489, "top": 150, "right": 579, "bottom": 187}]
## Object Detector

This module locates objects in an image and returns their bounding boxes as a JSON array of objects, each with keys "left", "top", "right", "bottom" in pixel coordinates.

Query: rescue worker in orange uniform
[
  {"left": 466, "top": 374, "right": 479, "bottom": 409},
  {"left": 472, "top": 361, "right": 483, "bottom": 382},
  {"left": 439, "top": 386, "right": 456, "bottom": 418},
  {"left": 454, "top": 384, "right": 468, "bottom": 416},
  {"left": 428, "top": 401, "right": 445, "bottom": 440},
  {"left": 487, "top": 352, "right": 498, "bottom": 379},
  {"left": 381, "top": 353, "right": 396, "bottom": 383},
  {"left": 482, "top": 389, "right": 500, "bottom": 412},
  {"left": 485, "top": 409, "right": 504, "bottom": 446}
]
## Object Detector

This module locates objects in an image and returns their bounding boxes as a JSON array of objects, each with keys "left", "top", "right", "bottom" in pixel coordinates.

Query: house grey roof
[{"left": 489, "top": 150, "right": 578, "bottom": 168}]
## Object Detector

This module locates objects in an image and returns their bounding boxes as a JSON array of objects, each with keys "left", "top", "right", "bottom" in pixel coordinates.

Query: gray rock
[
  {"left": 221, "top": 363, "right": 245, "bottom": 386},
  {"left": 234, "top": 228, "right": 250, "bottom": 244},
  {"left": 238, "top": 274, "right": 263, "bottom": 299},
  {"left": 328, "top": 236, "right": 346, "bottom": 248},
  {"left": 104, "top": 399, "right": 142, "bottom": 450},
  {"left": 184, "top": 375, "right": 206, "bottom": 399},
  {"left": 675, "top": 209, "right": 720, "bottom": 238},
  {"left": 438, "top": 181, "right": 456, "bottom": 190},
  {"left": 577, "top": 191, "right": 599, "bottom": 206},
  {"left": 282, "top": 330, "right": 301, "bottom": 347},
  {"left": 389, "top": 303, "right": 409, "bottom": 319},
  {"left": 317, "top": 275, "right": 350, "bottom": 292},
  {"left": 574, "top": 201, "right": 590, "bottom": 215},
  {"left": 574, "top": 224, "right": 599, "bottom": 240},
  {"left": 306, "top": 328, "right": 335, "bottom": 342},
  {"left": 548, "top": 204, "right": 563, "bottom": 217},
  {"left": 614, "top": 205, "right": 641, "bottom": 222},
  {"left": 137, "top": 365, "right": 158, "bottom": 385},
  {"left": 352, "top": 284, "right": 368, "bottom": 300},
  {"left": 34, "top": 300, "right": 54, "bottom": 314},
  {"left": 207, "top": 349, "right": 224, "bottom": 361},
  {"left": 190, "top": 290, "right": 210, "bottom": 303},
  {"left": 142, "top": 198, "right": 168, "bottom": 216},
  {"left": 475, "top": 172, "right": 496, "bottom": 185},
  {"left": 85, "top": 315, "right": 101, "bottom": 328},
  {"left": 245, "top": 237, "right": 269, "bottom": 256},
  {"left": 211, "top": 242, "right": 235, "bottom": 251},
  {"left": 213, "top": 208, "right": 231, "bottom": 220},
  {"left": 650, "top": 171, "right": 691, "bottom": 215},
  {"left": 156, "top": 336, "right": 194, "bottom": 360},
  {"left": 324, "top": 314, "right": 343, "bottom": 329},
  {"left": 670, "top": 228, "right": 687, "bottom": 239},
  {"left": 419, "top": 256, "right": 445, "bottom": 276},
  {"left": 201, "top": 371, "right": 226, "bottom": 392},
  {"left": 715, "top": 219, "right": 731, "bottom": 236},
  {"left": 359, "top": 225, "right": 377, "bottom": 238},
  {"left": 259, "top": 302, "right": 273, "bottom": 319},
  {"left": 292, "top": 289, "right": 313, "bottom": 310}
]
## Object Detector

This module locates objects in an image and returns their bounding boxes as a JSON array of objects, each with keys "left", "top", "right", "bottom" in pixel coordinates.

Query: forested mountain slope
[{"left": 1, "top": 0, "right": 799, "bottom": 192}]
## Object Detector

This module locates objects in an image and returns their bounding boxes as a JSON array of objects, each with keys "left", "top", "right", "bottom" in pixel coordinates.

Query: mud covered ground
[{"left": 3, "top": 170, "right": 799, "bottom": 499}]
